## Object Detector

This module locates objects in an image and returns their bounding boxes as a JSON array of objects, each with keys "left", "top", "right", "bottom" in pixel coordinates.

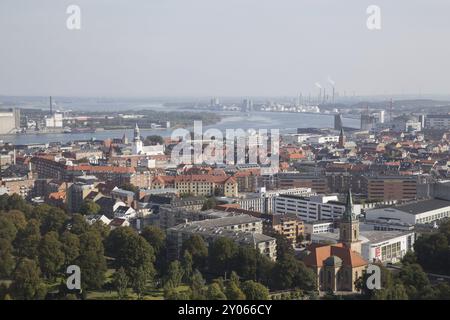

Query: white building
[
  {"left": 45, "top": 113, "right": 63, "bottom": 128},
  {"left": 360, "top": 231, "right": 415, "bottom": 264},
  {"left": 306, "top": 135, "right": 339, "bottom": 144},
  {"left": 274, "top": 194, "right": 361, "bottom": 221},
  {"left": 425, "top": 114, "right": 450, "bottom": 130},
  {"left": 225, "top": 187, "right": 312, "bottom": 214},
  {"left": 304, "top": 220, "right": 335, "bottom": 235},
  {"left": 365, "top": 198, "right": 450, "bottom": 225},
  {"left": 391, "top": 115, "right": 422, "bottom": 132},
  {"left": 0, "top": 109, "right": 20, "bottom": 134},
  {"left": 132, "top": 124, "right": 165, "bottom": 155}
]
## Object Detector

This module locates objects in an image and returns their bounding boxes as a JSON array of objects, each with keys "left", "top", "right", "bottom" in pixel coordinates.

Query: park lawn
[{"left": 86, "top": 287, "right": 165, "bottom": 300}]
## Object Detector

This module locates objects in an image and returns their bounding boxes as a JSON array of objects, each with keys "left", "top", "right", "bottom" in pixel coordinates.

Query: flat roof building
[{"left": 365, "top": 198, "right": 450, "bottom": 225}]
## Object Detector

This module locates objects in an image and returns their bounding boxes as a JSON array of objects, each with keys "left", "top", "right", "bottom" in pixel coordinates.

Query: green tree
[
  {"left": 40, "top": 207, "right": 67, "bottom": 234},
  {"left": 267, "top": 232, "right": 294, "bottom": 260},
  {"left": 70, "top": 214, "right": 89, "bottom": 235},
  {"left": 401, "top": 251, "right": 417, "bottom": 265},
  {"left": 271, "top": 255, "right": 316, "bottom": 290},
  {"left": 141, "top": 225, "right": 166, "bottom": 254},
  {"left": 132, "top": 267, "right": 149, "bottom": 299},
  {"left": 144, "top": 135, "right": 164, "bottom": 146},
  {"left": 113, "top": 267, "right": 129, "bottom": 299},
  {"left": 106, "top": 227, "right": 156, "bottom": 284},
  {"left": 190, "top": 270, "right": 206, "bottom": 300},
  {"left": 38, "top": 231, "right": 65, "bottom": 279},
  {"left": 414, "top": 231, "right": 450, "bottom": 275},
  {"left": 79, "top": 200, "right": 101, "bottom": 216},
  {"left": 182, "top": 234, "right": 208, "bottom": 270},
  {"left": 0, "top": 215, "right": 18, "bottom": 243},
  {"left": 4, "top": 210, "right": 27, "bottom": 231},
  {"left": 166, "top": 260, "right": 184, "bottom": 288},
  {"left": 209, "top": 237, "right": 238, "bottom": 276},
  {"left": 241, "top": 280, "right": 269, "bottom": 300},
  {"left": 386, "top": 283, "right": 409, "bottom": 300},
  {"left": 59, "top": 231, "right": 80, "bottom": 266},
  {"left": 10, "top": 258, "right": 47, "bottom": 300},
  {"left": 14, "top": 219, "right": 41, "bottom": 259},
  {"left": 207, "top": 283, "right": 227, "bottom": 300},
  {"left": 30, "top": 204, "right": 53, "bottom": 221},
  {"left": 182, "top": 250, "right": 194, "bottom": 284},
  {"left": 0, "top": 238, "right": 15, "bottom": 277},
  {"left": 201, "top": 197, "right": 217, "bottom": 211},
  {"left": 225, "top": 272, "right": 246, "bottom": 300},
  {"left": 397, "top": 263, "right": 431, "bottom": 299},
  {"left": 76, "top": 231, "right": 107, "bottom": 290}
]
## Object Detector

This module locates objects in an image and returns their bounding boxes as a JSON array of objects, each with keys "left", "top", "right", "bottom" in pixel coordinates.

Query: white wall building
[
  {"left": 274, "top": 194, "right": 361, "bottom": 221},
  {"left": 360, "top": 231, "right": 415, "bottom": 264},
  {"left": 45, "top": 113, "right": 63, "bottom": 128},
  {"left": 304, "top": 220, "right": 335, "bottom": 235},
  {"left": 365, "top": 199, "right": 450, "bottom": 225}
]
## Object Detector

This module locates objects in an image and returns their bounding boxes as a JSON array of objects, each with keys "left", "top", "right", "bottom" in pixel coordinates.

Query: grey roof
[
  {"left": 359, "top": 230, "right": 414, "bottom": 243},
  {"left": 170, "top": 223, "right": 274, "bottom": 245},
  {"left": 112, "top": 188, "right": 135, "bottom": 197},
  {"left": 177, "top": 214, "right": 262, "bottom": 228},
  {"left": 394, "top": 198, "right": 450, "bottom": 215}
]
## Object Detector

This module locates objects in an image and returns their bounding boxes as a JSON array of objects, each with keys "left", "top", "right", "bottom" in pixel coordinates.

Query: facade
[
  {"left": 363, "top": 176, "right": 417, "bottom": 201},
  {"left": 276, "top": 173, "right": 328, "bottom": 193},
  {"left": 271, "top": 214, "right": 304, "bottom": 246},
  {"left": 360, "top": 231, "right": 415, "bottom": 264},
  {"left": 167, "top": 215, "right": 277, "bottom": 261},
  {"left": 67, "top": 181, "right": 98, "bottom": 213},
  {"left": 234, "top": 187, "right": 312, "bottom": 214},
  {"left": 274, "top": 194, "right": 361, "bottom": 222},
  {"left": 45, "top": 113, "right": 63, "bottom": 128},
  {"left": 304, "top": 220, "right": 335, "bottom": 236},
  {"left": 0, "top": 108, "right": 20, "bottom": 134},
  {"left": 152, "top": 174, "right": 238, "bottom": 197},
  {"left": 365, "top": 198, "right": 450, "bottom": 225},
  {"left": 425, "top": 114, "right": 450, "bottom": 129}
]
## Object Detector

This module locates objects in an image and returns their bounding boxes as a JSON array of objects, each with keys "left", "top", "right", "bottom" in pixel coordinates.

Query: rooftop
[{"left": 394, "top": 198, "right": 450, "bottom": 215}]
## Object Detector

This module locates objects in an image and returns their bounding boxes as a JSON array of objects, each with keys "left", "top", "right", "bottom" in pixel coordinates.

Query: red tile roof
[{"left": 303, "top": 243, "right": 367, "bottom": 268}]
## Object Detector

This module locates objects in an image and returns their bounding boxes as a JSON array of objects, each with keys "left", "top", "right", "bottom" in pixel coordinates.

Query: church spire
[
  {"left": 134, "top": 123, "right": 141, "bottom": 142},
  {"left": 342, "top": 188, "right": 356, "bottom": 222}
]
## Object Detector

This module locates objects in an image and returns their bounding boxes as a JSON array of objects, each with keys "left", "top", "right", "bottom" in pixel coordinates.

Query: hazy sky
[{"left": 1, "top": 0, "right": 449, "bottom": 97}]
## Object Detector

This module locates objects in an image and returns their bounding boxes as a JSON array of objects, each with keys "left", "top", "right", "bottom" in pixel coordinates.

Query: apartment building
[
  {"left": 167, "top": 215, "right": 276, "bottom": 261},
  {"left": 274, "top": 194, "right": 361, "bottom": 222},
  {"left": 233, "top": 187, "right": 312, "bottom": 214},
  {"left": 151, "top": 174, "right": 238, "bottom": 197},
  {"left": 363, "top": 176, "right": 417, "bottom": 201},
  {"left": 276, "top": 173, "right": 328, "bottom": 194},
  {"left": 271, "top": 214, "right": 304, "bottom": 246}
]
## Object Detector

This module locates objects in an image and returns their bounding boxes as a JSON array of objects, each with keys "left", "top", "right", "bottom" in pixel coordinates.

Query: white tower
[{"left": 132, "top": 123, "right": 143, "bottom": 154}]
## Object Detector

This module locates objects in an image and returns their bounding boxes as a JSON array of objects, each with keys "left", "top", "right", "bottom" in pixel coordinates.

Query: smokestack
[
  {"left": 332, "top": 87, "right": 335, "bottom": 104},
  {"left": 50, "top": 96, "right": 53, "bottom": 114}
]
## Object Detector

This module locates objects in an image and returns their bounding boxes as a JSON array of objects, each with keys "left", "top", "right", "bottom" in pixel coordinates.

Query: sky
[{"left": 0, "top": 0, "right": 449, "bottom": 98}]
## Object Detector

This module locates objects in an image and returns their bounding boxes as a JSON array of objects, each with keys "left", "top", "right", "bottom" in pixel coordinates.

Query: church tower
[
  {"left": 338, "top": 127, "right": 345, "bottom": 148},
  {"left": 132, "top": 123, "right": 143, "bottom": 154},
  {"left": 339, "top": 189, "right": 361, "bottom": 253}
]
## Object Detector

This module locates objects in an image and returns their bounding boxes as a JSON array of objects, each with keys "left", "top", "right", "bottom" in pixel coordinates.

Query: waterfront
[{"left": 0, "top": 111, "right": 359, "bottom": 145}]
